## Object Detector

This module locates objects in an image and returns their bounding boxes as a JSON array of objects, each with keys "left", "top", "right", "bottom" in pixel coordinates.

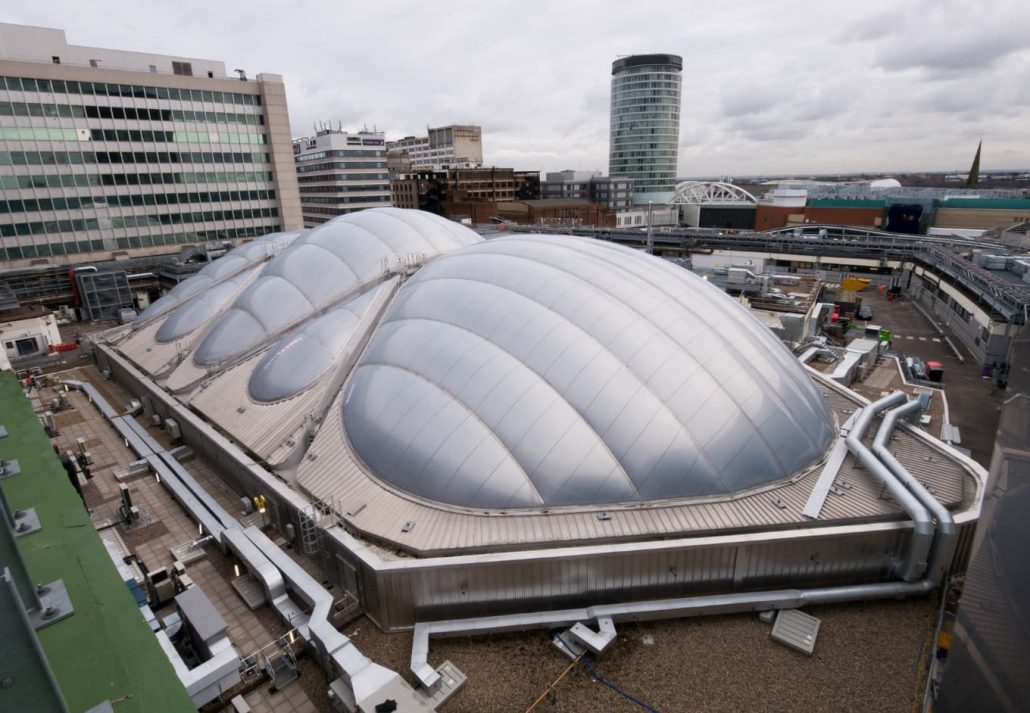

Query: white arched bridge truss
[{"left": 671, "top": 181, "right": 758, "bottom": 205}]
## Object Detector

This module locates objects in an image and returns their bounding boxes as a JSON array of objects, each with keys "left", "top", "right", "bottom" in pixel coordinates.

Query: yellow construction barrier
[{"left": 841, "top": 276, "right": 871, "bottom": 291}]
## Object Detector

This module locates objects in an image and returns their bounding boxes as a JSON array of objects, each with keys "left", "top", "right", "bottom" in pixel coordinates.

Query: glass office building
[
  {"left": 609, "top": 53, "right": 682, "bottom": 205},
  {"left": 0, "top": 23, "right": 301, "bottom": 268}
]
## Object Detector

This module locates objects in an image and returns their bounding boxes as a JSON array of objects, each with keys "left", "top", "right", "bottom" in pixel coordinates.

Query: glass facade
[
  {"left": 0, "top": 71, "right": 282, "bottom": 262},
  {"left": 609, "top": 55, "right": 682, "bottom": 204}
]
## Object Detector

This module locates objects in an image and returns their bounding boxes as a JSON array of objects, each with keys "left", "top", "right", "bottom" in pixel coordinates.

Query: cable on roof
[{"left": 554, "top": 633, "right": 661, "bottom": 713}]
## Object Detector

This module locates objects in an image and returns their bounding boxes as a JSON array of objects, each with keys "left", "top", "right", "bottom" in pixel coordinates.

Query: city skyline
[{"left": 2, "top": 0, "right": 1028, "bottom": 176}]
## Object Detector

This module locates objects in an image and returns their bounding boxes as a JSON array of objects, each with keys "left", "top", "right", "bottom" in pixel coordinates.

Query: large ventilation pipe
[
  {"left": 412, "top": 575, "right": 943, "bottom": 687},
  {"left": 64, "top": 377, "right": 427, "bottom": 709},
  {"left": 872, "top": 398, "right": 957, "bottom": 584},
  {"left": 413, "top": 393, "right": 957, "bottom": 688},
  {"left": 844, "top": 391, "right": 933, "bottom": 581}
]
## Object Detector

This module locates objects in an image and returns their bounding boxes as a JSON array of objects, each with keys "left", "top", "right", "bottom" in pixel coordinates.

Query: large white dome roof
[
  {"left": 114, "top": 211, "right": 834, "bottom": 512},
  {"left": 342, "top": 234, "right": 834, "bottom": 509}
]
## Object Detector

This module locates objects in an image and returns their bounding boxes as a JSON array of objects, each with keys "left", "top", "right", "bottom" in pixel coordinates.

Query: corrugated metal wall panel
[
  {"left": 293, "top": 380, "right": 975, "bottom": 556},
  {"left": 344, "top": 526, "right": 911, "bottom": 629},
  {"left": 100, "top": 342, "right": 986, "bottom": 634}
]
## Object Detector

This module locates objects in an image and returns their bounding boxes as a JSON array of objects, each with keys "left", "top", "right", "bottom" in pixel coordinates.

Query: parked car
[
  {"left": 857, "top": 305, "right": 874, "bottom": 320},
  {"left": 906, "top": 356, "right": 928, "bottom": 381}
]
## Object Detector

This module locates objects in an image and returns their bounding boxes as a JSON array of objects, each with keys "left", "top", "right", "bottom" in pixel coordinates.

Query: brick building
[
  {"left": 391, "top": 167, "right": 516, "bottom": 211},
  {"left": 497, "top": 199, "right": 615, "bottom": 227}
]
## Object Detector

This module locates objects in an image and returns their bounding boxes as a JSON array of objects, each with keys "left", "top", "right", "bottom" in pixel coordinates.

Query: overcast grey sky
[{"left": 5, "top": 0, "right": 1028, "bottom": 176}]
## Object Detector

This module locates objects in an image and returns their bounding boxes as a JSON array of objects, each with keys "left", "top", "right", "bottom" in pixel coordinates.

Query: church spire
[{"left": 964, "top": 140, "right": 982, "bottom": 189}]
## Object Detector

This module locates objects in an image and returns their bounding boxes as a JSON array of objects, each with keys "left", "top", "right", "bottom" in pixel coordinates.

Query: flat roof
[
  {"left": 0, "top": 303, "right": 50, "bottom": 322},
  {"left": 0, "top": 371, "right": 194, "bottom": 713},
  {"left": 612, "top": 54, "right": 683, "bottom": 74},
  {"left": 509, "top": 198, "right": 595, "bottom": 207}
]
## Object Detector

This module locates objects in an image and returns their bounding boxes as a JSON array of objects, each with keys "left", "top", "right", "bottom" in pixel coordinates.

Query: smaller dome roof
[
  {"left": 193, "top": 208, "right": 480, "bottom": 367},
  {"left": 138, "top": 230, "right": 302, "bottom": 322},
  {"left": 248, "top": 287, "right": 381, "bottom": 402}
]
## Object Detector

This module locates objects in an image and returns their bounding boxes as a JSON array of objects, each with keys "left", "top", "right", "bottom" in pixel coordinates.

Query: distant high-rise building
[
  {"left": 387, "top": 125, "right": 482, "bottom": 171},
  {"left": 292, "top": 129, "right": 391, "bottom": 227},
  {"left": 541, "top": 170, "right": 633, "bottom": 211},
  {"left": 0, "top": 22, "right": 302, "bottom": 268},
  {"left": 541, "top": 170, "right": 600, "bottom": 200},
  {"left": 609, "top": 54, "right": 682, "bottom": 204}
]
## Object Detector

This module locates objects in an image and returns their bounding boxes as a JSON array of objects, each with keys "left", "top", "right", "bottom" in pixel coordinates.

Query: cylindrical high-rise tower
[{"left": 609, "top": 53, "right": 683, "bottom": 205}]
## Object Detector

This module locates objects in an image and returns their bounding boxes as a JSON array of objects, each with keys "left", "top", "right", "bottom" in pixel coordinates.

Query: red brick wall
[
  {"left": 804, "top": 207, "right": 883, "bottom": 227},
  {"left": 755, "top": 205, "right": 799, "bottom": 230}
]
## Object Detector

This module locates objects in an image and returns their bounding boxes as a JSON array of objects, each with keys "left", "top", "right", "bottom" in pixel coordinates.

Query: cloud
[
  {"left": 875, "top": 32, "right": 1027, "bottom": 73},
  {"left": 4, "top": 0, "right": 1029, "bottom": 175}
]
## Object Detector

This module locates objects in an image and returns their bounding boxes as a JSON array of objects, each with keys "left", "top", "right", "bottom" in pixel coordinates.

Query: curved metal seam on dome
[
  {"left": 346, "top": 210, "right": 445, "bottom": 259},
  {"left": 466, "top": 303, "right": 648, "bottom": 502},
  {"left": 137, "top": 233, "right": 298, "bottom": 326},
  {"left": 249, "top": 276, "right": 319, "bottom": 334},
  {"left": 578, "top": 236, "right": 831, "bottom": 434},
  {"left": 311, "top": 221, "right": 405, "bottom": 266},
  {"left": 365, "top": 209, "right": 452, "bottom": 254},
  {"left": 245, "top": 296, "right": 371, "bottom": 405},
  {"left": 384, "top": 362, "right": 549, "bottom": 506},
  {"left": 610, "top": 239, "right": 824, "bottom": 410},
  {"left": 354, "top": 357, "right": 603, "bottom": 508},
  {"left": 400, "top": 272, "right": 754, "bottom": 489},
  {"left": 563, "top": 243, "right": 824, "bottom": 471},
  {"left": 365, "top": 315, "right": 638, "bottom": 501},
  {"left": 546, "top": 238, "right": 832, "bottom": 461},
  {"left": 378, "top": 207, "right": 479, "bottom": 251},
  {"left": 612, "top": 335, "right": 704, "bottom": 493},
  {"left": 625, "top": 253, "right": 834, "bottom": 450},
  {"left": 154, "top": 267, "right": 262, "bottom": 344},
  {"left": 347, "top": 362, "right": 545, "bottom": 507},
  {"left": 393, "top": 275, "right": 727, "bottom": 489},
  {"left": 282, "top": 241, "right": 362, "bottom": 288},
  {"left": 197, "top": 278, "right": 384, "bottom": 370},
  {"left": 376, "top": 307, "right": 676, "bottom": 500},
  {"left": 499, "top": 238, "right": 831, "bottom": 458},
  {"left": 248, "top": 301, "right": 369, "bottom": 403}
]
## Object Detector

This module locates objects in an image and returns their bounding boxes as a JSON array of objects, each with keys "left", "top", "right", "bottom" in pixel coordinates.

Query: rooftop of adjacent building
[
  {"left": 292, "top": 128, "right": 387, "bottom": 154},
  {"left": 611, "top": 53, "right": 684, "bottom": 74},
  {"left": 386, "top": 124, "right": 483, "bottom": 148},
  {"left": 2, "top": 367, "right": 332, "bottom": 712},
  {"left": 0, "top": 22, "right": 227, "bottom": 78},
  {"left": 0, "top": 370, "right": 195, "bottom": 713},
  {"left": 0, "top": 302, "right": 51, "bottom": 322}
]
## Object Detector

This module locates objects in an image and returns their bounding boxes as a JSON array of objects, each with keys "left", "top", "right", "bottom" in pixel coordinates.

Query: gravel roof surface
[{"left": 345, "top": 597, "right": 937, "bottom": 713}]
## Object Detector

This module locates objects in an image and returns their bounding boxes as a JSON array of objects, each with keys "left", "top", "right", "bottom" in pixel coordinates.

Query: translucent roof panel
[
  {"left": 154, "top": 266, "right": 261, "bottom": 343},
  {"left": 193, "top": 208, "right": 480, "bottom": 366},
  {"left": 343, "top": 234, "right": 835, "bottom": 510},
  {"left": 248, "top": 287, "right": 381, "bottom": 402},
  {"left": 137, "top": 230, "right": 302, "bottom": 322}
]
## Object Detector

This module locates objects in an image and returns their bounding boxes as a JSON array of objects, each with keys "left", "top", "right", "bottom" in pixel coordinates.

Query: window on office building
[{"left": 172, "top": 61, "right": 193, "bottom": 76}]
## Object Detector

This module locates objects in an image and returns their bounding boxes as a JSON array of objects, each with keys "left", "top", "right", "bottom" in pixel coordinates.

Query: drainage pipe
[
  {"left": 844, "top": 391, "right": 933, "bottom": 582},
  {"left": 872, "top": 399, "right": 957, "bottom": 584}
]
